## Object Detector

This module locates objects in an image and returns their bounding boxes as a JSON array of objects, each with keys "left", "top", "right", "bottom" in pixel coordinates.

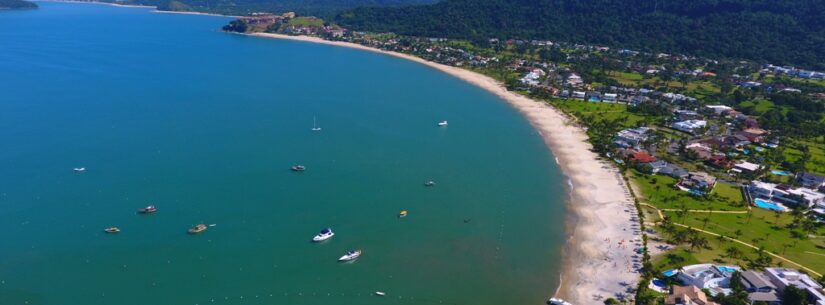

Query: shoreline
[
  {"left": 248, "top": 32, "right": 643, "bottom": 304},
  {"left": 34, "top": 0, "right": 236, "bottom": 17}
]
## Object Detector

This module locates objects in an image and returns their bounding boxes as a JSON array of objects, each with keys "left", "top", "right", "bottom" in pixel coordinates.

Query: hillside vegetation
[
  {"left": 0, "top": 0, "right": 37, "bottom": 9},
  {"left": 335, "top": 0, "right": 825, "bottom": 69}
]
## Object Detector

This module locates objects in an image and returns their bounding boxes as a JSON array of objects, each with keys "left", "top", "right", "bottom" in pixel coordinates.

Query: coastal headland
[{"left": 247, "top": 32, "right": 642, "bottom": 304}]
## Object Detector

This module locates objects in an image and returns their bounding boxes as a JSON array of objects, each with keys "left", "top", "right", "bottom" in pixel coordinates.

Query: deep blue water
[{"left": 0, "top": 2, "right": 567, "bottom": 305}]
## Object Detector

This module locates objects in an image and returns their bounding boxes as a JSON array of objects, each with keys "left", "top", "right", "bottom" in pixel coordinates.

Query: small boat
[
  {"left": 338, "top": 249, "right": 362, "bottom": 262},
  {"left": 311, "top": 117, "right": 322, "bottom": 132},
  {"left": 138, "top": 205, "right": 157, "bottom": 214},
  {"left": 437, "top": 121, "right": 448, "bottom": 127},
  {"left": 312, "top": 228, "right": 335, "bottom": 242},
  {"left": 424, "top": 181, "right": 436, "bottom": 187},
  {"left": 73, "top": 167, "right": 86, "bottom": 173},
  {"left": 547, "top": 298, "right": 573, "bottom": 305},
  {"left": 374, "top": 291, "right": 386, "bottom": 296},
  {"left": 104, "top": 227, "right": 120, "bottom": 233},
  {"left": 188, "top": 224, "right": 207, "bottom": 234},
  {"left": 398, "top": 210, "right": 408, "bottom": 218},
  {"left": 291, "top": 165, "right": 306, "bottom": 172}
]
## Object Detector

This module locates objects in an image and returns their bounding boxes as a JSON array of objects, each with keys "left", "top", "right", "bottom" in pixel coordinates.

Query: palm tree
[
  {"left": 746, "top": 209, "right": 754, "bottom": 224},
  {"left": 734, "top": 229, "right": 743, "bottom": 240},
  {"left": 725, "top": 246, "right": 742, "bottom": 259},
  {"left": 702, "top": 217, "right": 711, "bottom": 229},
  {"left": 689, "top": 235, "right": 709, "bottom": 253},
  {"left": 773, "top": 210, "right": 782, "bottom": 226}
]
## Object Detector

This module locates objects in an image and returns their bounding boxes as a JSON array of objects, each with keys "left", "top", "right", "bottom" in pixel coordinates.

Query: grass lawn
[
  {"left": 551, "top": 99, "right": 646, "bottom": 128},
  {"left": 652, "top": 237, "right": 755, "bottom": 273},
  {"left": 606, "top": 71, "right": 720, "bottom": 97},
  {"left": 629, "top": 170, "right": 747, "bottom": 211},
  {"left": 664, "top": 209, "right": 825, "bottom": 274},
  {"left": 783, "top": 139, "right": 825, "bottom": 175},
  {"left": 738, "top": 99, "right": 775, "bottom": 115},
  {"left": 287, "top": 17, "right": 323, "bottom": 27}
]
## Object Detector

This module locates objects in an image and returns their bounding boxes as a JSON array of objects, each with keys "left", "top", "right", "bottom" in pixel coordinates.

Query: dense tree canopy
[
  {"left": 0, "top": 0, "right": 37, "bottom": 9},
  {"left": 335, "top": 0, "right": 825, "bottom": 69}
]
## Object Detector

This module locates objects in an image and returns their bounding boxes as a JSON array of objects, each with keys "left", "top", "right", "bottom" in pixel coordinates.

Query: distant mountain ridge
[
  {"left": 334, "top": 0, "right": 825, "bottom": 69},
  {"left": 0, "top": 0, "right": 38, "bottom": 9},
  {"left": 104, "top": 0, "right": 438, "bottom": 16}
]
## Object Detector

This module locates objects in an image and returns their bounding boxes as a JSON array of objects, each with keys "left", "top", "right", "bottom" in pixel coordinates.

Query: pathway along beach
[{"left": 250, "top": 33, "right": 643, "bottom": 304}]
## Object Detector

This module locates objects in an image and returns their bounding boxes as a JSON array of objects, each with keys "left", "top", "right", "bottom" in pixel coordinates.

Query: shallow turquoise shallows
[{"left": 0, "top": 3, "right": 566, "bottom": 305}]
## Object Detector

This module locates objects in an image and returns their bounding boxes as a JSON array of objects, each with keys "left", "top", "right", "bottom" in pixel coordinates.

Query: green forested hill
[
  {"left": 335, "top": 0, "right": 825, "bottom": 69},
  {"left": 109, "top": 0, "right": 437, "bottom": 16},
  {"left": 0, "top": 0, "right": 38, "bottom": 9}
]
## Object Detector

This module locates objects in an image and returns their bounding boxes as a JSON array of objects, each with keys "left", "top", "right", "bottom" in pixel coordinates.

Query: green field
[
  {"left": 783, "top": 139, "right": 825, "bottom": 175},
  {"left": 663, "top": 209, "right": 825, "bottom": 274},
  {"left": 287, "top": 16, "right": 324, "bottom": 27},
  {"left": 738, "top": 99, "right": 775, "bottom": 115},
  {"left": 607, "top": 71, "right": 720, "bottom": 98},
  {"left": 551, "top": 99, "right": 646, "bottom": 128},
  {"left": 629, "top": 170, "right": 747, "bottom": 211}
]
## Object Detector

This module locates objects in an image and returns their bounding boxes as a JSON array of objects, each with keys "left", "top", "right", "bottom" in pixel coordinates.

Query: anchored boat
[
  {"left": 104, "top": 227, "right": 120, "bottom": 233},
  {"left": 138, "top": 205, "right": 157, "bottom": 214},
  {"left": 188, "top": 224, "right": 207, "bottom": 234},
  {"left": 291, "top": 165, "right": 306, "bottom": 172},
  {"left": 338, "top": 250, "right": 362, "bottom": 262},
  {"left": 312, "top": 228, "right": 334, "bottom": 242}
]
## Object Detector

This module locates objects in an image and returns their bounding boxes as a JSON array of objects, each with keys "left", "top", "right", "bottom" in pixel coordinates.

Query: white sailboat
[{"left": 311, "top": 117, "right": 322, "bottom": 132}]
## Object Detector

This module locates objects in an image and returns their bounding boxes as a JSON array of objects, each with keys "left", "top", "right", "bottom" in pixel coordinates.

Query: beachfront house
[
  {"left": 740, "top": 271, "right": 780, "bottom": 305},
  {"left": 675, "top": 264, "right": 740, "bottom": 296},
  {"left": 672, "top": 120, "right": 707, "bottom": 134},
  {"left": 749, "top": 181, "right": 825, "bottom": 209},
  {"left": 614, "top": 127, "right": 651, "bottom": 149},
  {"left": 665, "top": 285, "right": 720, "bottom": 305},
  {"left": 642, "top": 161, "right": 689, "bottom": 179},
  {"left": 679, "top": 172, "right": 717, "bottom": 192},
  {"left": 764, "top": 268, "right": 825, "bottom": 305}
]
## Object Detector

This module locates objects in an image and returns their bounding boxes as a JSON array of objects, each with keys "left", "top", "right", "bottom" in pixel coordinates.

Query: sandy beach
[{"left": 250, "top": 33, "right": 643, "bottom": 304}]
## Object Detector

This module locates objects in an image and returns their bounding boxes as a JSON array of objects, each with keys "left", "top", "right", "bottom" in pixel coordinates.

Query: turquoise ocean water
[{"left": 0, "top": 3, "right": 566, "bottom": 304}]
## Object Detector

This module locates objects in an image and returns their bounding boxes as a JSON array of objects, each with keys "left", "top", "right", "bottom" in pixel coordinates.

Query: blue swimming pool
[
  {"left": 662, "top": 269, "right": 678, "bottom": 277},
  {"left": 716, "top": 266, "right": 738, "bottom": 273},
  {"left": 771, "top": 170, "right": 791, "bottom": 176},
  {"left": 754, "top": 198, "right": 788, "bottom": 212},
  {"left": 688, "top": 189, "right": 705, "bottom": 196}
]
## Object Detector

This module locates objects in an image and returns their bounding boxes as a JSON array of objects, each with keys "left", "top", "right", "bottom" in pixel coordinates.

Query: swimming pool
[
  {"left": 662, "top": 269, "right": 678, "bottom": 277},
  {"left": 716, "top": 266, "right": 738, "bottom": 273},
  {"left": 771, "top": 170, "right": 791, "bottom": 176},
  {"left": 754, "top": 198, "right": 788, "bottom": 212}
]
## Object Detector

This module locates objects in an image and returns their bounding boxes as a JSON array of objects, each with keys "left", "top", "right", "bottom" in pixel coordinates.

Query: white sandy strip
[{"left": 250, "top": 32, "right": 643, "bottom": 304}]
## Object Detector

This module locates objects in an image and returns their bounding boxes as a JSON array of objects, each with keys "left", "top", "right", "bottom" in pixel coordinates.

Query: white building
[
  {"left": 732, "top": 161, "right": 762, "bottom": 174},
  {"left": 749, "top": 181, "right": 825, "bottom": 209},
  {"left": 672, "top": 120, "right": 707, "bottom": 134},
  {"left": 765, "top": 268, "right": 825, "bottom": 305},
  {"left": 675, "top": 264, "right": 740, "bottom": 296},
  {"left": 705, "top": 105, "right": 733, "bottom": 115}
]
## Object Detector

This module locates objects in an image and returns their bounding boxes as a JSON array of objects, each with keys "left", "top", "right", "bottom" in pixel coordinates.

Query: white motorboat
[
  {"left": 547, "top": 298, "right": 573, "bottom": 305},
  {"left": 374, "top": 291, "right": 386, "bottom": 296},
  {"left": 338, "top": 249, "right": 362, "bottom": 262},
  {"left": 312, "top": 228, "right": 334, "bottom": 242},
  {"left": 437, "top": 120, "right": 448, "bottom": 126},
  {"left": 73, "top": 167, "right": 86, "bottom": 172}
]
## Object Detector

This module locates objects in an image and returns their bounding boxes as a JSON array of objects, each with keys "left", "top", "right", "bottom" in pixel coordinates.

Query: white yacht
[
  {"left": 312, "top": 228, "right": 334, "bottom": 242},
  {"left": 437, "top": 120, "right": 448, "bottom": 126},
  {"left": 311, "top": 117, "right": 322, "bottom": 132},
  {"left": 338, "top": 249, "right": 362, "bottom": 261},
  {"left": 73, "top": 167, "right": 86, "bottom": 172},
  {"left": 547, "top": 298, "right": 573, "bottom": 305}
]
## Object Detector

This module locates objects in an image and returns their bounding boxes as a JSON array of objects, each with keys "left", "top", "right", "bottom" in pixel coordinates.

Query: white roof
[{"left": 734, "top": 161, "right": 761, "bottom": 171}]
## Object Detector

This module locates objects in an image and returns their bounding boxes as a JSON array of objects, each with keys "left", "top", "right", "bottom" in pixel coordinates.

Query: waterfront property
[
  {"left": 665, "top": 285, "right": 720, "bottom": 305},
  {"left": 740, "top": 270, "right": 780, "bottom": 305},
  {"left": 674, "top": 264, "right": 740, "bottom": 296},
  {"left": 749, "top": 181, "right": 825, "bottom": 209},
  {"left": 764, "top": 268, "right": 825, "bottom": 305}
]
